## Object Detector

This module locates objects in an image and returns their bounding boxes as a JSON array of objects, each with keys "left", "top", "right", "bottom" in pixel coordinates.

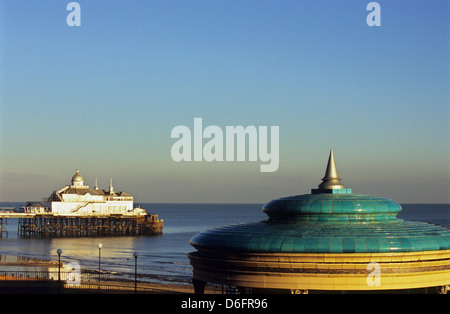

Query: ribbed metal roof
[
  {"left": 190, "top": 208, "right": 450, "bottom": 254},
  {"left": 190, "top": 151, "right": 450, "bottom": 254},
  {"left": 262, "top": 193, "right": 401, "bottom": 222}
]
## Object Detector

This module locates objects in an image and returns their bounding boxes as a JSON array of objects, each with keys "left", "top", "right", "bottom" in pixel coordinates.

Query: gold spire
[
  {"left": 318, "top": 149, "right": 345, "bottom": 190},
  {"left": 109, "top": 178, "right": 114, "bottom": 194}
]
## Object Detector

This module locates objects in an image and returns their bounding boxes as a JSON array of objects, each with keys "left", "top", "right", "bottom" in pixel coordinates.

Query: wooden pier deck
[{"left": 0, "top": 213, "right": 163, "bottom": 237}]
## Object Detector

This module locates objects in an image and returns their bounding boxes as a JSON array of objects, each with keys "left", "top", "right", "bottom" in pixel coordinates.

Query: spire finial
[
  {"left": 318, "top": 149, "right": 345, "bottom": 190},
  {"left": 109, "top": 178, "right": 114, "bottom": 194}
]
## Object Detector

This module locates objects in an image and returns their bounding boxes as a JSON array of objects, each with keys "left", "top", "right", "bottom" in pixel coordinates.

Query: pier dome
[
  {"left": 71, "top": 169, "right": 84, "bottom": 187},
  {"left": 189, "top": 150, "right": 450, "bottom": 293}
]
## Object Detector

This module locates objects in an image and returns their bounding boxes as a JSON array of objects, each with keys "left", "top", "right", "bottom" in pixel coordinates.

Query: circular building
[{"left": 188, "top": 150, "right": 450, "bottom": 293}]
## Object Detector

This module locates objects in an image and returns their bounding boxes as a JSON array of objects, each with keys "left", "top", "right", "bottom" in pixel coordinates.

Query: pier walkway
[
  {"left": 0, "top": 213, "right": 35, "bottom": 218},
  {"left": 0, "top": 212, "right": 163, "bottom": 237}
]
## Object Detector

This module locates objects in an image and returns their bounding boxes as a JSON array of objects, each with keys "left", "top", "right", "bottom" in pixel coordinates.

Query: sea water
[{"left": 0, "top": 202, "right": 448, "bottom": 281}]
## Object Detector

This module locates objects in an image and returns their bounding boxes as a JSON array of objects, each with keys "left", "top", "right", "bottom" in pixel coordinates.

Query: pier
[
  {"left": 0, "top": 213, "right": 163, "bottom": 237},
  {"left": 0, "top": 217, "right": 8, "bottom": 238},
  {"left": 0, "top": 170, "right": 165, "bottom": 237}
]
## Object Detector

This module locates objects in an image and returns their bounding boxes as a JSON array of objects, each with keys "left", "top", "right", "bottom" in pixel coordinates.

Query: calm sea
[{"left": 0, "top": 202, "right": 448, "bottom": 281}]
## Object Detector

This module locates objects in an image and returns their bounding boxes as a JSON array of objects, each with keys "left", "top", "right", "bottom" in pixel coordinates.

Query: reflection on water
[
  {"left": 0, "top": 203, "right": 448, "bottom": 280},
  {"left": 0, "top": 254, "right": 54, "bottom": 264},
  {"left": 0, "top": 254, "right": 58, "bottom": 272}
]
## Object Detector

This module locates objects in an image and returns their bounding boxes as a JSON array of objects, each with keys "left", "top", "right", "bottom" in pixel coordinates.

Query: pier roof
[
  {"left": 62, "top": 187, "right": 132, "bottom": 197},
  {"left": 51, "top": 170, "right": 133, "bottom": 198}
]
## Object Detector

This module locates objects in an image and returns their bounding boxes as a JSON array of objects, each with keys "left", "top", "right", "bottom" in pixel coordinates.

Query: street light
[
  {"left": 57, "top": 248, "right": 62, "bottom": 281},
  {"left": 133, "top": 252, "right": 139, "bottom": 293},
  {"left": 98, "top": 243, "right": 102, "bottom": 285}
]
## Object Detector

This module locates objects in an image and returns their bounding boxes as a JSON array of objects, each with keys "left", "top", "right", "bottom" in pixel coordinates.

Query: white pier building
[{"left": 25, "top": 170, "right": 145, "bottom": 216}]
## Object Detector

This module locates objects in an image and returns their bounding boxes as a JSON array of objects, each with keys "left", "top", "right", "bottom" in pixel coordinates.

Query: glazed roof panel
[{"left": 190, "top": 219, "right": 450, "bottom": 253}]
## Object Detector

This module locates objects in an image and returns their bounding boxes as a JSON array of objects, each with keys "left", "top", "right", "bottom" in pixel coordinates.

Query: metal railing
[{"left": 0, "top": 270, "right": 196, "bottom": 294}]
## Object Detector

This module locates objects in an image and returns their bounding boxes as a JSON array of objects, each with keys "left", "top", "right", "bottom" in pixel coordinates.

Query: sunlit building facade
[{"left": 25, "top": 170, "right": 143, "bottom": 216}]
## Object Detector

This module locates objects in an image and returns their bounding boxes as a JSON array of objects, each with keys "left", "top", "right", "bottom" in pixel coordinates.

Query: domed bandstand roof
[{"left": 188, "top": 150, "right": 450, "bottom": 294}]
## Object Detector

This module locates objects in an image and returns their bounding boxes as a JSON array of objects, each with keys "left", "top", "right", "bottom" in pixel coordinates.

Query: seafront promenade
[
  {"left": 0, "top": 254, "right": 221, "bottom": 294},
  {"left": 0, "top": 270, "right": 222, "bottom": 294}
]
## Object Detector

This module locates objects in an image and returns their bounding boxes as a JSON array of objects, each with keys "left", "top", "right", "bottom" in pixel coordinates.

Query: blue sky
[{"left": 0, "top": 0, "right": 448, "bottom": 203}]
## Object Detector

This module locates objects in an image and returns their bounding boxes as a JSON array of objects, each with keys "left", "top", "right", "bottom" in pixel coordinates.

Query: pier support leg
[
  {"left": 0, "top": 218, "right": 7, "bottom": 238},
  {"left": 192, "top": 278, "right": 207, "bottom": 294},
  {"left": 438, "top": 285, "right": 449, "bottom": 294},
  {"left": 290, "top": 289, "right": 308, "bottom": 294}
]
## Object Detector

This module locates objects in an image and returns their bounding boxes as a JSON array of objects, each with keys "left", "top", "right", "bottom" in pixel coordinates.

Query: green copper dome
[
  {"left": 190, "top": 150, "right": 450, "bottom": 254},
  {"left": 262, "top": 193, "right": 401, "bottom": 223}
]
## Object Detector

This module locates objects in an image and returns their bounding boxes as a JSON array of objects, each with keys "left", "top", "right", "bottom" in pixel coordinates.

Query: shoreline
[
  {"left": 0, "top": 254, "right": 191, "bottom": 281},
  {"left": 0, "top": 254, "right": 219, "bottom": 294},
  {"left": 0, "top": 255, "right": 60, "bottom": 266},
  {"left": 0, "top": 255, "right": 60, "bottom": 272}
]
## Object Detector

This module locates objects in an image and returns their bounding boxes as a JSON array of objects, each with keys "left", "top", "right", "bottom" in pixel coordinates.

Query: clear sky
[{"left": 0, "top": 0, "right": 448, "bottom": 203}]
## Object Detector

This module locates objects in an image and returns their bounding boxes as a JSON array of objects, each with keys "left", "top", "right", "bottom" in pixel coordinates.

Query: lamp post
[
  {"left": 57, "top": 248, "right": 62, "bottom": 281},
  {"left": 133, "top": 252, "right": 139, "bottom": 293},
  {"left": 98, "top": 243, "right": 102, "bottom": 286}
]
